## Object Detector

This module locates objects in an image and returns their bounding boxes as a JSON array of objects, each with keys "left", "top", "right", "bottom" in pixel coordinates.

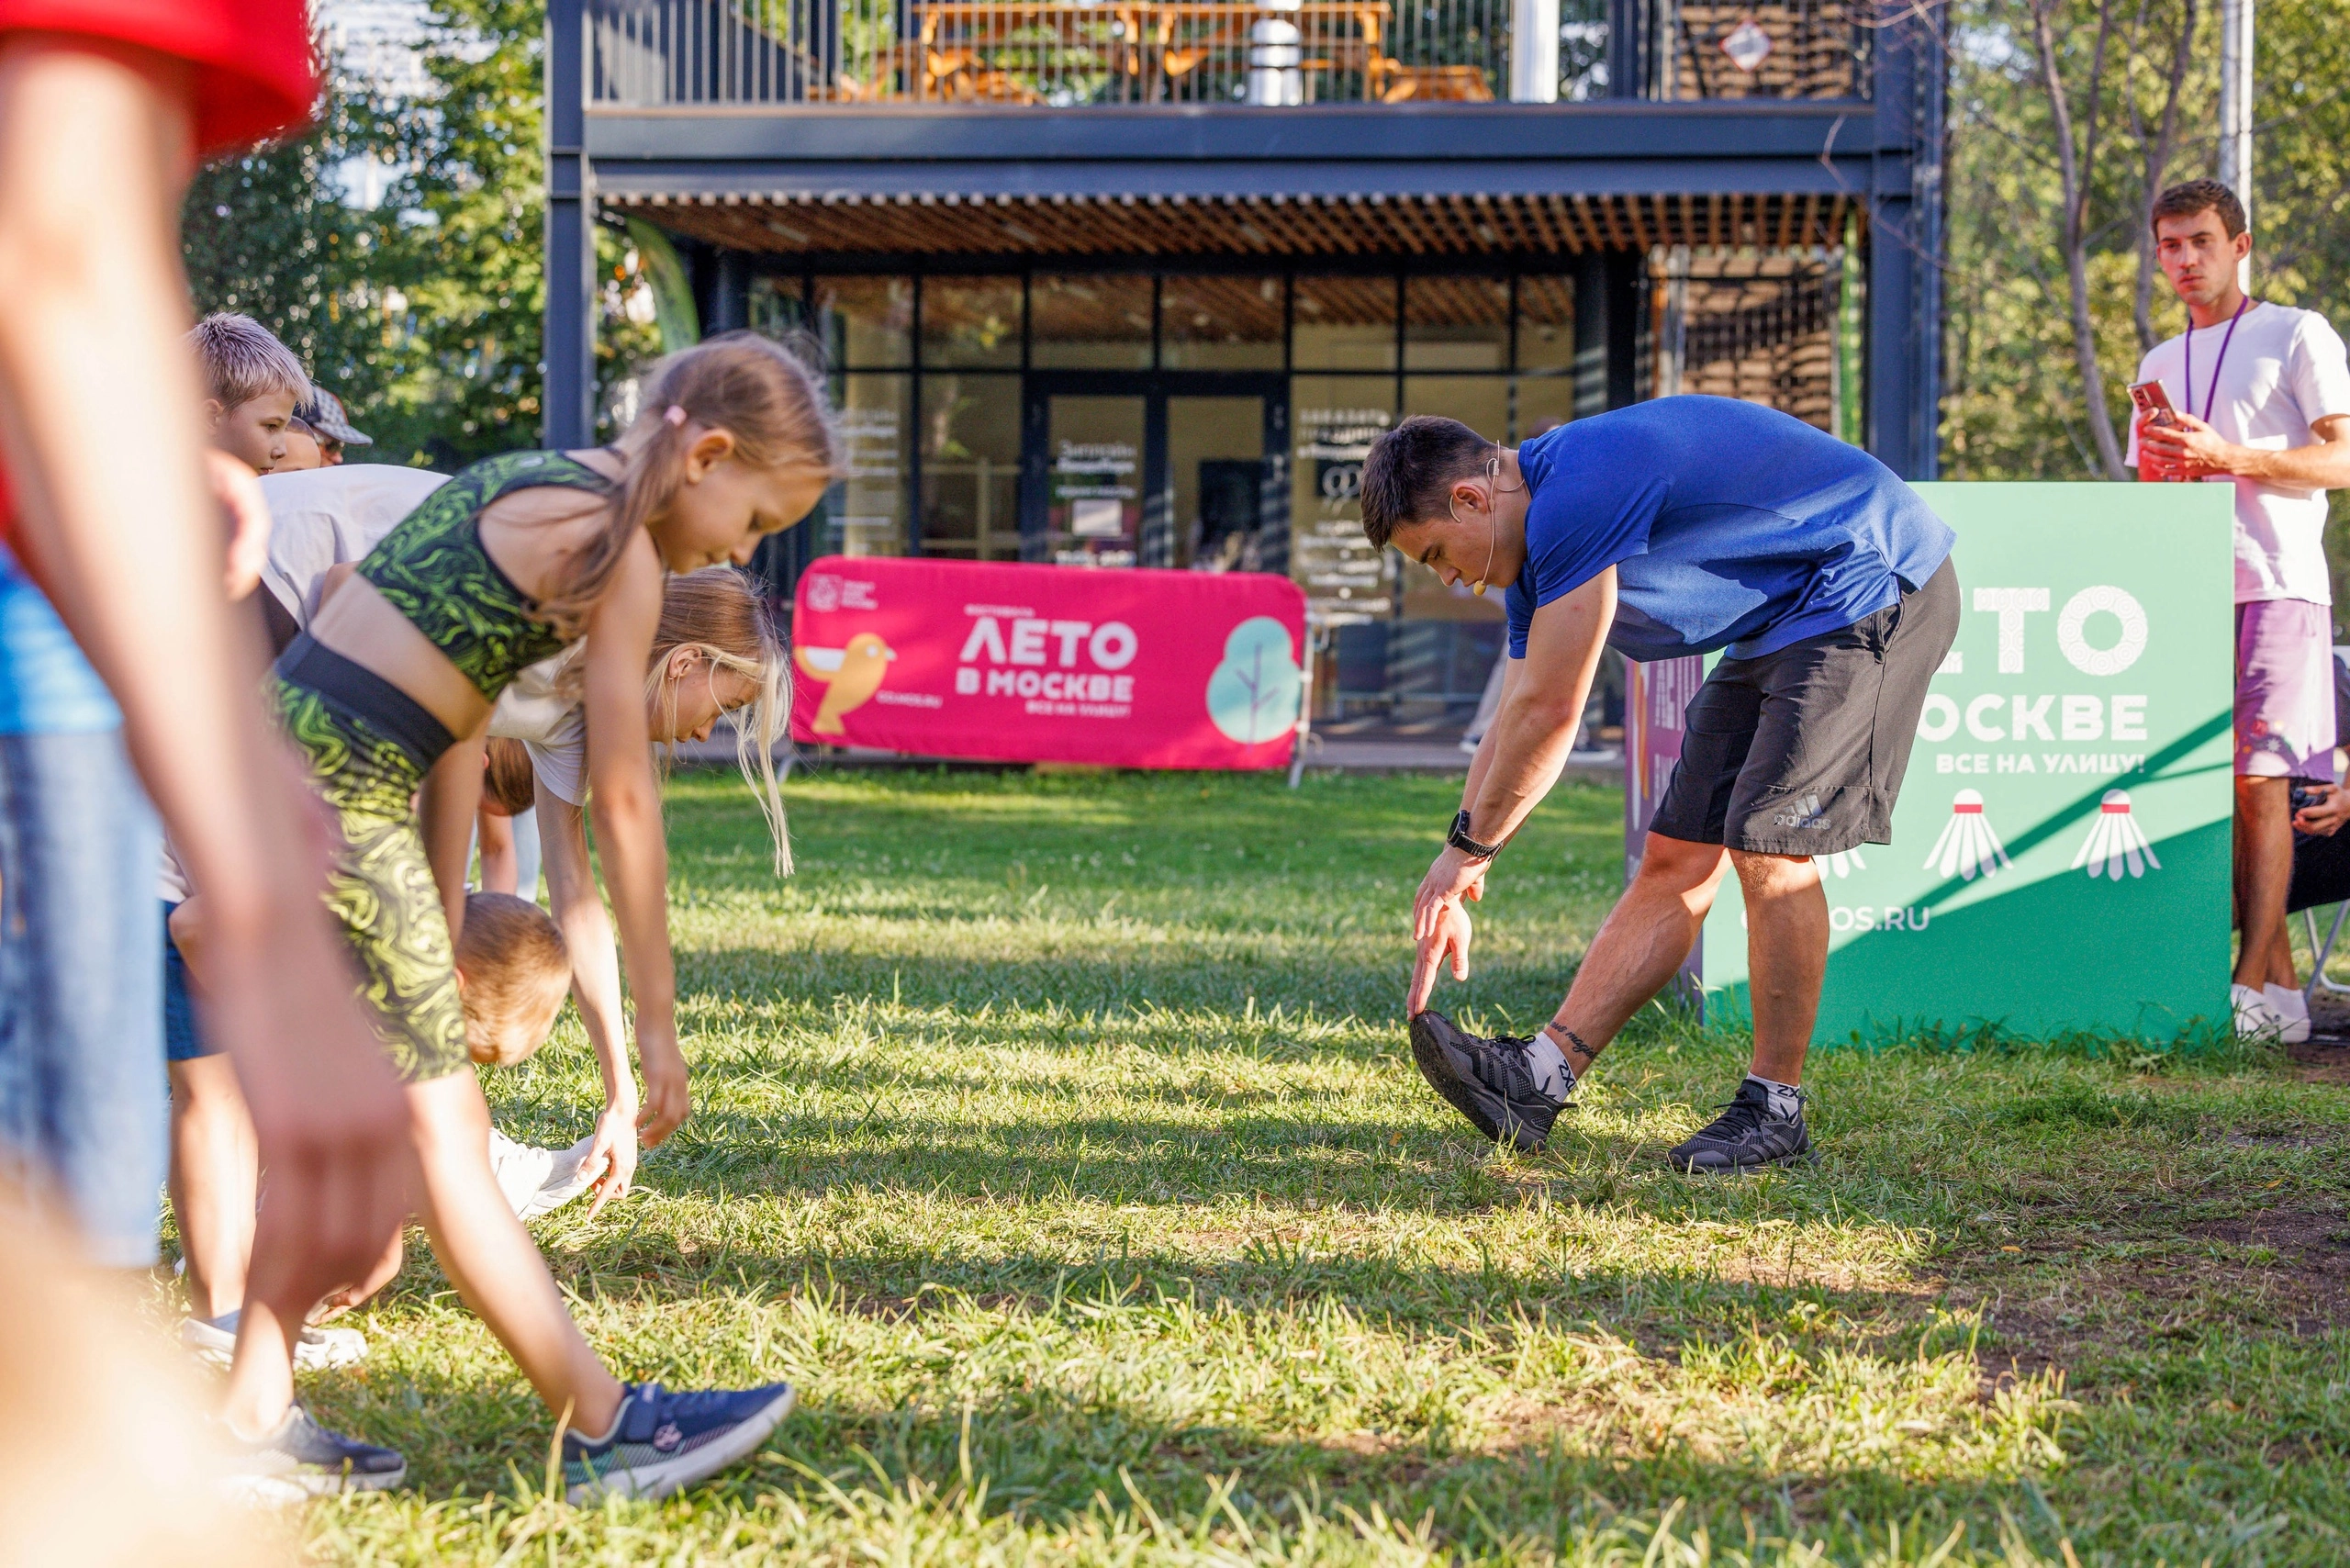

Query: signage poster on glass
[
  {"left": 1291, "top": 406, "right": 1392, "bottom": 623},
  {"left": 1051, "top": 439, "right": 1139, "bottom": 566}
]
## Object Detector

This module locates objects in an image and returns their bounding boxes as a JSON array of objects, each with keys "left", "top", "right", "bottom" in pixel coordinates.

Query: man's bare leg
[
  {"left": 2235, "top": 776, "right": 2293, "bottom": 990},
  {"left": 1730, "top": 850, "right": 1828, "bottom": 1086},
  {"left": 1548, "top": 832, "right": 1731, "bottom": 1072}
]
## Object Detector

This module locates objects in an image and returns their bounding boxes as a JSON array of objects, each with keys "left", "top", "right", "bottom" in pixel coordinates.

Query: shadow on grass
[{"left": 301, "top": 1287, "right": 2291, "bottom": 1567}]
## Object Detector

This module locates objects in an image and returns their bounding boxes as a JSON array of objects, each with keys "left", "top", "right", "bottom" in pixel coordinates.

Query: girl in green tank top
[{"left": 240, "top": 334, "right": 838, "bottom": 1500}]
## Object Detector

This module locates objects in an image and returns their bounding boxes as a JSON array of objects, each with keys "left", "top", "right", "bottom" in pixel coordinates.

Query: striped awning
[{"left": 605, "top": 189, "right": 1853, "bottom": 257}]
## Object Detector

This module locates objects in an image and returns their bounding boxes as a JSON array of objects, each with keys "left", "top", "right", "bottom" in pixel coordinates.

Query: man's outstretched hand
[
  {"left": 1407, "top": 900, "right": 1475, "bottom": 1016},
  {"left": 1407, "top": 846, "right": 1487, "bottom": 1015}
]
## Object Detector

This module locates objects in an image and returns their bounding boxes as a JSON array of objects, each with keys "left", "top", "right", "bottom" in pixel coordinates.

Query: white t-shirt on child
[
  {"left": 257, "top": 464, "right": 450, "bottom": 622},
  {"left": 488, "top": 645, "right": 591, "bottom": 807},
  {"left": 2125, "top": 300, "right": 2350, "bottom": 605}
]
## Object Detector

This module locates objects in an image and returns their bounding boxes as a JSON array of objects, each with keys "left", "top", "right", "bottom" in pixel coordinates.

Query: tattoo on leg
[{"left": 1551, "top": 1026, "right": 1597, "bottom": 1066}]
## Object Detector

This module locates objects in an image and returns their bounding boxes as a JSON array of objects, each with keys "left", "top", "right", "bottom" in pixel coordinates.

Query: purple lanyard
[{"left": 2183, "top": 296, "right": 2250, "bottom": 423}]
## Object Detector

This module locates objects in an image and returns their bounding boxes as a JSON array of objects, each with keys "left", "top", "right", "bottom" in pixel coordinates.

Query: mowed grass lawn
[{"left": 289, "top": 767, "right": 2350, "bottom": 1565}]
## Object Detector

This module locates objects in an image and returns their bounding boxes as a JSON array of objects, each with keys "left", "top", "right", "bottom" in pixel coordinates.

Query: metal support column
[
  {"left": 709, "top": 251, "right": 751, "bottom": 334},
  {"left": 1575, "top": 250, "right": 1646, "bottom": 416},
  {"left": 544, "top": 0, "right": 597, "bottom": 449},
  {"left": 1865, "top": 2, "right": 1944, "bottom": 480},
  {"left": 1605, "top": 0, "right": 1641, "bottom": 97}
]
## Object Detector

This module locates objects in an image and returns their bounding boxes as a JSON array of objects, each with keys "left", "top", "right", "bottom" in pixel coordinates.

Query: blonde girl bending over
[
  {"left": 223, "top": 334, "right": 835, "bottom": 1501},
  {"left": 474, "top": 566, "right": 790, "bottom": 1213}
]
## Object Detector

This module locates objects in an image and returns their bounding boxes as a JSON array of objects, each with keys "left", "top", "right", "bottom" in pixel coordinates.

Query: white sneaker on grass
[
  {"left": 2264, "top": 982, "right": 2313, "bottom": 1045},
  {"left": 489, "top": 1127, "right": 607, "bottom": 1221},
  {"left": 182, "top": 1309, "right": 367, "bottom": 1372},
  {"left": 2233, "top": 983, "right": 2288, "bottom": 1041}
]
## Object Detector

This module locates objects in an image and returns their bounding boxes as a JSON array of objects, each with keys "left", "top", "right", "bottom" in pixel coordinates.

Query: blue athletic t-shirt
[
  {"left": 0, "top": 543, "right": 119, "bottom": 734},
  {"left": 1504, "top": 396, "right": 1954, "bottom": 664}
]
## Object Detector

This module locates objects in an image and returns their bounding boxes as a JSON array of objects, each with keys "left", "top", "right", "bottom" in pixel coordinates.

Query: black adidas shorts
[{"left": 1647, "top": 557, "right": 1960, "bottom": 858}]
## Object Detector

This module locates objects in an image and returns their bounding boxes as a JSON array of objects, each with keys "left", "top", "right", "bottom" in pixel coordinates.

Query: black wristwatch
[{"left": 1447, "top": 809, "right": 1502, "bottom": 861}]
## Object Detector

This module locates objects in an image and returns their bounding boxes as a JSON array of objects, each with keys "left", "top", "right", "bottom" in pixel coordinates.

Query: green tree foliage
[
  {"left": 1944, "top": 0, "right": 2350, "bottom": 605},
  {"left": 181, "top": 90, "right": 400, "bottom": 413},
  {"left": 181, "top": 0, "right": 660, "bottom": 470}
]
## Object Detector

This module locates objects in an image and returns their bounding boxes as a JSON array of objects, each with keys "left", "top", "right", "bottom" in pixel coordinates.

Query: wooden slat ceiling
[{"left": 606, "top": 190, "right": 1851, "bottom": 257}]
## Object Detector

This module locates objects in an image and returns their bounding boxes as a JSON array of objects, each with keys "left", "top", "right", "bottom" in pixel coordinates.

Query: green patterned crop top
[{"left": 355, "top": 450, "right": 616, "bottom": 700}]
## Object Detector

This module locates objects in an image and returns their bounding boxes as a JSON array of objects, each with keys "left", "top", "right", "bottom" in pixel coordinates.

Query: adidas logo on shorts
[{"left": 1771, "top": 793, "right": 1830, "bottom": 830}]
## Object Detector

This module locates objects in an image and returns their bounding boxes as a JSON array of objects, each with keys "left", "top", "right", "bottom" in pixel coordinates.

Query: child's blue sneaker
[
  {"left": 562, "top": 1381, "right": 795, "bottom": 1503},
  {"left": 223, "top": 1405, "right": 407, "bottom": 1499}
]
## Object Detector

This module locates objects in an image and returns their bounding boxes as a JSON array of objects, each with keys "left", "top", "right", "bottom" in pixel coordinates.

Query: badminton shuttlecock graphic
[
  {"left": 2071, "top": 789, "right": 2162, "bottom": 880},
  {"left": 1924, "top": 789, "right": 2012, "bottom": 880},
  {"left": 1815, "top": 846, "right": 1868, "bottom": 879}
]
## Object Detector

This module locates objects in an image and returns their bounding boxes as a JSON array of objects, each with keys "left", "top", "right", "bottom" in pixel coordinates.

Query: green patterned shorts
[{"left": 274, "top": 672, "right": 469, "bottom": 1083}]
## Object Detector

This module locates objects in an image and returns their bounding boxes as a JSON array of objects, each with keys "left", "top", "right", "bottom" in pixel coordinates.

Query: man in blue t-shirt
[{"left": 1360, "top": 396, "right": 1958, "bottom": 1170}]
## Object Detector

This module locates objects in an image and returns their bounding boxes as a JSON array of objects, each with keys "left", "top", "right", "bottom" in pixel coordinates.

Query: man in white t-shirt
[{"left": 2128, "top": 179, "right": 2350, "bottom": 1042}]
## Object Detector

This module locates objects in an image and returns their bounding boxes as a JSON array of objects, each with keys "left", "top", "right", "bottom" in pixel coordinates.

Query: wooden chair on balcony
[
  {"left": 1367, "top": 58, "right": 1494, "bottom": 101},
  {"left": 927, "top": 51, "right": 1046, "bottom": 103}
]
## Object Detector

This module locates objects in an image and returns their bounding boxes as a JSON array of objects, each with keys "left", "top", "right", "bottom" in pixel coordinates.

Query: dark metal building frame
[{"left": 544, "top": 0, "right": 1944, "bottom": 476}]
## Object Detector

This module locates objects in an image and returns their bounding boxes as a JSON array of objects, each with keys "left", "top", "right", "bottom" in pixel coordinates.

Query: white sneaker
[
  {"left": 2264, "top": 983, "right": 2313, "bottom": 1045},
  {"left": 182, "top": 1310, "right": 367, "bottom": 1372},
  {"left": 2233, "top": 983, "right": 2287, "bottom": 1041},
  {"left": 488, "top": 1128, "right": 607, "bottom": 1221}
]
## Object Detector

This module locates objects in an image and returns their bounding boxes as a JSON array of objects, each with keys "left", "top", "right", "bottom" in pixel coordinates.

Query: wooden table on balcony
[{"left": 859, "top": 2, "right": 1409, "bottom": 105}]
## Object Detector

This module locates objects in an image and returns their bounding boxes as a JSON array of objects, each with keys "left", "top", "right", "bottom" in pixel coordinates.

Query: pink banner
[
  {"left": 1623, "top": 655, "right": 1706, "bottom": 881},
  {"left": 789, "top": 556, "right": 1308, "bottom": 769}
]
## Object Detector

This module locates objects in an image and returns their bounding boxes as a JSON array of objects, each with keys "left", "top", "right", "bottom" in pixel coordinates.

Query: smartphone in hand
[{"left": 2129, "top": 380, "right": 2181, "bottom": 481}]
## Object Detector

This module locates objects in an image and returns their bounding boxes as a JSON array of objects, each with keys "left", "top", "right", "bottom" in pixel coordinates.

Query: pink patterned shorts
[{"left": 2235, "top": 598, "right": 2337, "bottom": 780}]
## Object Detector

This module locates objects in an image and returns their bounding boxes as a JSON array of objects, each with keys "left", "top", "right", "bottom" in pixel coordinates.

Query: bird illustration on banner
[{"left": 794, "top": 633, "right": 897, "bottom": 735}]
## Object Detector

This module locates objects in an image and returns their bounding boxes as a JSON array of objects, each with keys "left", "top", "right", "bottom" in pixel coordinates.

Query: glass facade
[{"left": 754, "top": 266, "right": 1580, "bottom": 708}]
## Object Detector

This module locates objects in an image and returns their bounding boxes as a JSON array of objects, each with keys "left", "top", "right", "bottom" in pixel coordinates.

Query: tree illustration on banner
[{"left": 1205, "top": 617, "right": 1303, "bottom": 745}]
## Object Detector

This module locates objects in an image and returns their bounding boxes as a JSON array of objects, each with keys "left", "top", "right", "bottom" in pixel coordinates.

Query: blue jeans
[{"left": 0, "top": 728, "right": 164, "bottom": 1267}]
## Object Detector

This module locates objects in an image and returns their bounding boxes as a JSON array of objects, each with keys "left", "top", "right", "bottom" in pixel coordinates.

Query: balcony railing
[{"left": 588, "top": 0, "right": 1867, "bottom": 107}]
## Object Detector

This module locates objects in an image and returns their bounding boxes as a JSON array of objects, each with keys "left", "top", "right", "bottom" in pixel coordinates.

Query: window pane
[
  {"left": 822, "top": 373, "right": 911, "bottom": 557},
  {"left": 1031, "top": 274, "right": 1153, "bottom": 370},
  {"left": 1292, "top": 275, "right": 1396, "bottom": 372},
  {"left": 1515, "top": 375, "right": 1577, "bottom": 441},
  {"left": 1162, "top": 275, "right": 1284, "bottom": 369},
  {"left": 1516, "top": 274, "right": 1576, "bottom": 371},
  {"left": 1289, "top": 378, "right": 1395, "bottom": 624},
  {"left": 922, "top": 276, "right": 1022, "bottom": 368},
  {"left": 1398, "top": 378, "right": 1508, "bottom": 623},
  {"left": 919, "top": 374, "right": 1021, "bottom": 560},
  {"left": 1167, "top": 396, "right": 1267, "bottom": 571},
  {"left": 749, "top": 274, "right": 808, "bottom": 341},
  {"left": 1046, "top": 395, "right": 1146, "bottom": 567},
  {"left": 813, "top": 275, "right": 912, "bottom": 367},
  {"left": 1404, "top": 276, "right": 1508, "bottom": 371}
]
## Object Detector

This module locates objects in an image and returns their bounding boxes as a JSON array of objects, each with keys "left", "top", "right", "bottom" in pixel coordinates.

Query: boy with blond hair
[{"left": 188, "top": 313, "right": 308, "bottom": 476}]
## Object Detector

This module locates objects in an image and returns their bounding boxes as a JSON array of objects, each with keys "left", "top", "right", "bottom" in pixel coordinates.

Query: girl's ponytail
[{"left": 536, "top": 331, "right": 838, "bottom": 637}]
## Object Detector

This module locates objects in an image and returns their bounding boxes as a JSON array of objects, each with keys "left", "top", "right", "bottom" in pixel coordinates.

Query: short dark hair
[
  {"left": 2151, "top": 179, "right": 2245, "bottom": 241},
  {"left": 1360, "top": 416, "right": 1496, "bottom": 549}
]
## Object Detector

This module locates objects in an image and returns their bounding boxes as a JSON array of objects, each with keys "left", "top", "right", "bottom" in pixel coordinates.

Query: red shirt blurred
[
  {"left": 0, "top": 0, "right": 317, "bottom": 561},
  {"left": 0, "top": 0, "right": 316, "bottom": 155}
]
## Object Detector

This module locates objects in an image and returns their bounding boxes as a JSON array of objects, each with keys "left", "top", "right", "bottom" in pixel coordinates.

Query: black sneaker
[
  {"left": 1408, "top": 1010, "right": 1567, "bottom": 1151},
  {"left": 563, "top": 1380, "right": 796, "bottom": 1504},
  {"left": 1667, "top": 1080, "right": 1811, "bottom": 1172},
  {"left": 222, "top": 1405, "right": 407, "bottom": 1499}
]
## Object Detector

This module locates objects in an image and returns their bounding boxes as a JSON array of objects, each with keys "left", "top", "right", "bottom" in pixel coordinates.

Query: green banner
[{"left": 1698, "top": 483, "right": 2237, "bottom": 1040}]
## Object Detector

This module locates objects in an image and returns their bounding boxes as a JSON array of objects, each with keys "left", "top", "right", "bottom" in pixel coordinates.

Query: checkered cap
[{"left": 299, "top": 387, "right": 373, "bottom": 446}]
